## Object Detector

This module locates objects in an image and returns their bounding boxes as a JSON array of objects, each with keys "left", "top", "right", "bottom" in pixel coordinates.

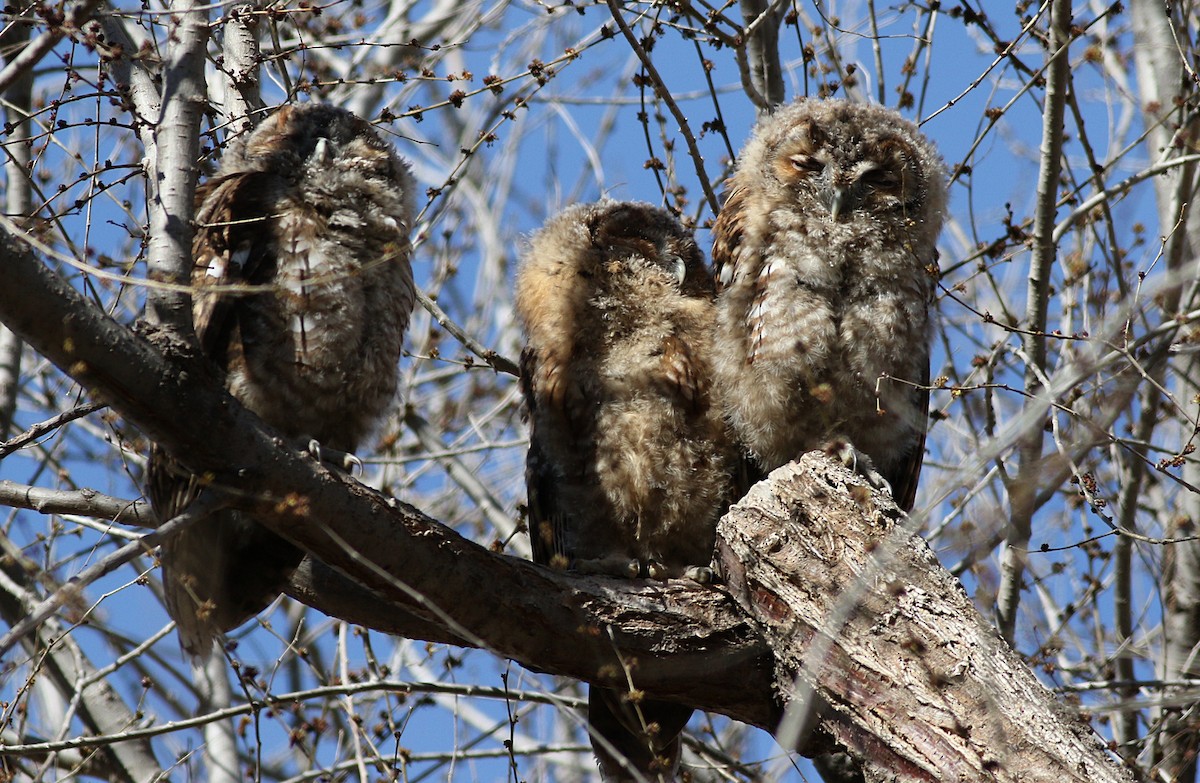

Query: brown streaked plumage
[
  {"left": 517, "top": 200, "right": 735, "bottom": 782},
  {"left": 712, "top": 98, "right": 948, "bottom": 510},
  {"left": 147, "top": 103, "right": 416, "bottom": 657}
]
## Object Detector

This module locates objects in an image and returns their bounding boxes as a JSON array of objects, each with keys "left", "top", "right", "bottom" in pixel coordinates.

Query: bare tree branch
[
  {"left": 216, "top": 3, "right": 263, "bottom": 135},
  {"left": 0, "top": 401, "right": 105, "bottom": 458},
  {"left": 0, "top": 536, "right": 162, "bottom": 783},
  {"left": 1131, "top": 0, "right": 1200, "bottom": 776},
  {"left": 739, "top": 0, "right": 785, "bottom": 111},
  {"left": 997, "top": 0, "right": 1072, "bottom": 644},
  {"left": 605, "top": 0, "right": 720, "bottom": 215},
  {"left": 718, "top": 458, "right": 1132, "bottom": 783},
  {"left": 0, "top": 0, "right": 103, "bottom": 94},
  {"left": 143, "top": 0, "right": 209, "bottom": 332},
  {"left": 0, "top": 479, "right": 152, "bottom": 525},
  {"left": 0, "top": 11, "right": 32, "bottom": 440}
]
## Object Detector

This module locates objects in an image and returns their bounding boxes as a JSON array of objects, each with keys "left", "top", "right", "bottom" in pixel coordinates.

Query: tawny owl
[
  {"left": 712, "top": 99, "right": 948, "bottom": 511},
  {"left": 147, "top": 103, "right": 416, "bottom": 657},
  {"left": 517, "top": 201, "right": 734, "bottom": 782}
]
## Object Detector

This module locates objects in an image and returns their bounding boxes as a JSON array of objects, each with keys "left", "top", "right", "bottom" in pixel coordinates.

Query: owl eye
[
  {"left": 344, "top": 155, "right": 393, "bottom": 180},
  {"left": 862, "top": 167, "right": 900, "bottom": 188},
  {"left": 789, "top": 154, "right": 824, "bottom": 174}
]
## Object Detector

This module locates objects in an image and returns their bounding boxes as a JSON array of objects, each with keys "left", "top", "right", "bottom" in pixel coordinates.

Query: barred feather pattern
[{"left": 147, "top": 103, "right": 416, "bottom": 657}]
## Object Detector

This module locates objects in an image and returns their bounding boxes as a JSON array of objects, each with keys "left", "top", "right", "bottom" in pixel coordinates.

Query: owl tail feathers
[
  {"left": 588, "top": 686, "right": 692, "bottom": 783},
  {"left": 166, "top": 593, "right": 220, "bottom": 661},
  {"left": 161, "top": 510, "right": 304, "bottom": 660}
]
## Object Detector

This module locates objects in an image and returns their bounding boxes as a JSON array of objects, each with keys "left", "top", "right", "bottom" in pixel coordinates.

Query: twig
[
  {"left": 0, "top": 0, "right": 103, "bottom": 94},
  {"left": 415, "top": 288, "right": 519, "bottom": 376},
  {"left": 0, "top": 493, "right": 224, "bottom": 658},
  {"left": 0, "top": 401, "right": 105, "bottom": 458},
  {"left": 403, "top": 406, "right": 524, "bottom": 550},
  {"left": 604, "top": 0, "right": 720, "bottom": 215},
  {"left": 0, "top": 680, "right": 583, "bottom": 755}
]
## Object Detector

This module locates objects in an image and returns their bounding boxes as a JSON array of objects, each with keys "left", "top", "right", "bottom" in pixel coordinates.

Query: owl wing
[
  {"left": 148, "top": 170, "right": 296, "bottom": 657},
  {"left": 148, "top": 171, "right": 277, "bottom": 522},
  {"left": 520, "top": 346, "right": 568, "bottom": 568},
  {"left": 886, "top": 322, "right": 931, "bottom": 513},
  {"left": 190, "top": 170, "right": 277, "bottom": 360},
  {"left": 659, "top": 333, "right": 708, "bottom": 412},
  {"left": 711, "top": 180, "right": 752, "bottom": 293}
]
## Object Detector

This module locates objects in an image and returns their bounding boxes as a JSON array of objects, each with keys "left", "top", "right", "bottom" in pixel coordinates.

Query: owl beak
[
  {"left": 826, "top": 185, "right": 861, "bottom": 221},
  {"left": 669, "top": 254, "right": 687, "bottom": 286},
  {"left": 313, "top": 137, "right": 334, "bottom": 164}
]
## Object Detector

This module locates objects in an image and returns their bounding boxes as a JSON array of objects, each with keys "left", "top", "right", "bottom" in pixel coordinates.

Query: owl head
[
  {"left": 736, "top": 99, "right": 949, "bottom": 228},
  {"left": 583, "top": 201, "right": 713, "bottom": 298},
  {"left": 219, "top": 103, "right": 413, "bottom": 193}
]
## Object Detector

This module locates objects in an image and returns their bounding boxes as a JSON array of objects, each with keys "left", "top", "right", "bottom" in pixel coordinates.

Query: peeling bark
[{"left": 718, "top": 460, "right": 1131, "bottom": 782}]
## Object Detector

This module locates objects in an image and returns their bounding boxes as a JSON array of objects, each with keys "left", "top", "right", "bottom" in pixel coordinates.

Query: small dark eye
[
  {"left": 789, "top": 155, "right": 824, "bottom": 173},
  {"left": 863, "top": 167, "right": 900, "bottom": 188},
  {"left": 354, "top": 157, "right": 393, "bottom": 180}
]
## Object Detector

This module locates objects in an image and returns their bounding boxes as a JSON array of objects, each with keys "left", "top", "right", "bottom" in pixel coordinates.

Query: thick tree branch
[
  {"left": 0, "top": 226, "right": 775, "bottom": 729},
  {"left": 718, "top": 458, "right": 1133, "bottom": 782},
  {"left": 739, "top": 0, "right": 785, "bottom": 112},
  {"left": 0, "top": 227, "right": 1132, "bottom": 779},
  {"left": 216, "top": 3, "right": 263, "bottom": 135}
]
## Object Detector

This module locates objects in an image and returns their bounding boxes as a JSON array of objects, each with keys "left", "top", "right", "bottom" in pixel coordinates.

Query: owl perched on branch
[
  {"left": 517, "top": 201, "right": 734, "bottom": 781},
  {"left": 147, "top": 103, "right": 416, "bottom": 657},
  {"left": 712, "top": 99, "right": 948, "bottom": 510}
]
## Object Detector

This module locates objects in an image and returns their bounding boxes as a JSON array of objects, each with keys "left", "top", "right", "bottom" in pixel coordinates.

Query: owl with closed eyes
[
  {"left": 517, "top": 201, "right": 735, "bottom": 781},
  {"left": 712, "top": 99, "right": 948, "bottom": 511},
  {"left": 147, "top": 103, "right": 416, "bottom": 657}
]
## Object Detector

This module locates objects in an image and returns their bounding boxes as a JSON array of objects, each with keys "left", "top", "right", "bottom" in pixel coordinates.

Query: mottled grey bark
[
  {"left": 216, "top": 3, "right": 264, "bottom": 135},
  {"left": 718, "top": 459, "right": 1132, "bottom": 783}
]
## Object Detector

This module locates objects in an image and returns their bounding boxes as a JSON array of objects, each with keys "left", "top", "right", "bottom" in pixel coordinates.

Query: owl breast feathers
[
  {"left": 712, "top": 98, "right": 948, "bottom": 510},
  {"left": 147, "top": 103, "right": 416, "bottom": 657}
]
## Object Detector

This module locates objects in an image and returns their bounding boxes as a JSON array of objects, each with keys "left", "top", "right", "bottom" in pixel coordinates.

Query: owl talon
[
  {"left": 645, "top": 561, "right": 714, "bottom": 583},
  {"left": 304, "top": 439, "right": 363, "bottom": 475},
  {"left": 574, "top": 556, "right": 641, "bottom": 579},
  {"left": 821, "top": 438, "right": 890, "bottom": 496}
]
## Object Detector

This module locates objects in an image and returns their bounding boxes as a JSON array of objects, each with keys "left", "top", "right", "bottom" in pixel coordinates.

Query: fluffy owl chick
[
  {"left": 517, "top": 201, "right": 734, "bottom": 782},
  {"left": 712, "top": 99, "right": 948, "bottom": 510},
  {"left": 147, "top": 103, "right": 416, "bottom": 657}
]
